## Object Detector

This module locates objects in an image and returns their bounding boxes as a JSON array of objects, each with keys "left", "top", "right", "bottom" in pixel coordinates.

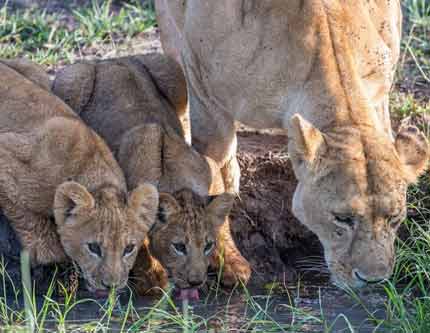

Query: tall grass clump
[{"left": 379, "top": 171, "right": 430, "bottom": 332}]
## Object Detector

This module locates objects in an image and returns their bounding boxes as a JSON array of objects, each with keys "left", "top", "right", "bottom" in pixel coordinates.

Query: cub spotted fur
[
  {"left": 133, "top": 189, "right": 234, "bottom": 298},
  {"left": 53, "top": 54, "right": 251, "bottom": 294},
  {"left": 0, "top": 59, "right": 159, "bottom": 294}
]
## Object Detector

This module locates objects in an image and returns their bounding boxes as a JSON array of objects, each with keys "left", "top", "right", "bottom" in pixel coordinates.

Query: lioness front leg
[
  {"left": 211, "top": 217, "right": 251, "bottom": 287},
  {"left": 190, "top": 99, "right": 250, "bottom": 285}
]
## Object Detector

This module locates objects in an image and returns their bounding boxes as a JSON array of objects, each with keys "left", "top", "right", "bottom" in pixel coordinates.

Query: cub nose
[
  {"left": 353, "top": 270, "right": 386, "bottom": 284},
  {"left": 187, "top": 279, "right": 204, "bottom": 287},
  {"left": 101, "top": 280, "right": 114, "bottom": 289}
]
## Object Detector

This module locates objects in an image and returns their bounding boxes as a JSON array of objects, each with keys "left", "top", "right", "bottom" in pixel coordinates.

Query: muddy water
[{"left": 19, "top": 280, "right": 390, "bottom": 332}]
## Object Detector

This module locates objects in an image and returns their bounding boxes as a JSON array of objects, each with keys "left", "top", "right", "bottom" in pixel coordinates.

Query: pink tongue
[
  {"left": 178, "top": 288, "right": 200, "bottom": 301},
  {"left": 95, "top": 290, "right": 110, "bottom": 298}
]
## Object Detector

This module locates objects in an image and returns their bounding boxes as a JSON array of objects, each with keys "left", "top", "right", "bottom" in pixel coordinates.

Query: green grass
[
  {"left": 0, "top": 0, "right": 156, "bottom": 65},
  {"left": 398, "top": 0, "right": 430, "bottom": 86}
]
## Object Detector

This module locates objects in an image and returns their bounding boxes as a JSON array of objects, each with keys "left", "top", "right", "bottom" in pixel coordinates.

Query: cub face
[
  {"left": 54, "top": 181, "right": 159, "bottom": 295},
  {"left": 148, "top": 189, "right": 234, "bottom": 291}
]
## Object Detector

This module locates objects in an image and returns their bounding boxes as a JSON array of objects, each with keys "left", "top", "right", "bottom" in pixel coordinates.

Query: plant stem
[{"left": 20, "top": 250, "right": 34, "bottom": 333}]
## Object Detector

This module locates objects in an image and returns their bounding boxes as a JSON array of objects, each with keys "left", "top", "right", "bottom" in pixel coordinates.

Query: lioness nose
[
  {"left": 187, "top": 278, "right": 204, "bottom": 287},
  {"left": 353, "top": 270, "right": 386, "bottom": 284}
]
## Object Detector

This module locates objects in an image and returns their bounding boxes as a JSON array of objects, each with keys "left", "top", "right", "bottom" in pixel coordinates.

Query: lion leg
[
  {"left": 188, "top": 92, "right": 250, "bottom": 285},
  {"left": 130, "top": 238, "right": 168, "bottom": 296},
  {"left": 0, "top": 151, "right": 66, "bottom": 266},
  {"left": 221, "top": 150, "right": 241, "bottom": 194},
  {"left": 3, "top": 209, "right": 66, "bottom": 266},
  {"left": 210, "top": 217, "right": 251, "bottom": 287}
]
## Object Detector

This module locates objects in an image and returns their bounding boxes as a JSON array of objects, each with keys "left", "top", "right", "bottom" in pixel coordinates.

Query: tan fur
[
  {"left": 52, "top": 54, "right": 251, "bottom": 293},
  {"left": 156, "top": 0, "right": 430, "bottom": 287},
  {"left": 0, "top": 59, "right": 159, "bottom": 293},
  {"left": 148, "top": 190, "right": 234, "bottom": 289}
]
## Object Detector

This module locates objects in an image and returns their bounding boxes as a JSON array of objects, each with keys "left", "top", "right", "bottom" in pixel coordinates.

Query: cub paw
[
  {"left": 221, "top": 254, "right": 252, "bottom": 288},
  {"left": 131, "top": 259, "right": 168, "bottom": 296}
]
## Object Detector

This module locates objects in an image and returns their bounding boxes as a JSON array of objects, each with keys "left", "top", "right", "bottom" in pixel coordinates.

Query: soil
[{"left": 231, "top": 130, "right": 323, "bottom": 284}]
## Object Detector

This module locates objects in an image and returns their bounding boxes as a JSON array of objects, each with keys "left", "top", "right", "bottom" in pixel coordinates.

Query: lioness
[
  {"left": 155, "top": 0, "right": 430, "bottom": 287},
  {"left": 0, "top": 59, "right": 159, "bottom": 295},
  {"left": 52, "top": 54, "right": 250, "bottom": 296}
]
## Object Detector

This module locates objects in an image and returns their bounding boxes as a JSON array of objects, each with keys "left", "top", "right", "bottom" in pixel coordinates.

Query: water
[{"left": 27, "top": 281, "right": 391, "bottom": 332}]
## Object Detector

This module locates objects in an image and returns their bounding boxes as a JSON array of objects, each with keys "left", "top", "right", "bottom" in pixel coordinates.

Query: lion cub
[
  {"left": 53, "top": 54, "right": 251, "bottom": 294},
  {"left": 0, "top": 59, "right": 159, "bottom": 295},
  {"left": 132, "top": 189, "right": 233, "bottom": 299}
]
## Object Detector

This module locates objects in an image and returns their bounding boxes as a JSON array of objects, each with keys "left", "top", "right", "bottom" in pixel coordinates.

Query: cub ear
[
  {"left": 128, "top": 183, "right": 159, "bottom": 233},
  {"left": 288, "top": 114, "right": 325, "bottom": 166},
  {"left": 158, "top": 193, "right": 181, "bottom": 224},
  {"left": 54, "top": 181, "right": 95, "bottom": 226},
  {"left": 206, "top": 193, "right": 235, "bottom": 228},
  {"left": 395, "top": 124, "right": 429, "bottom": 182}
]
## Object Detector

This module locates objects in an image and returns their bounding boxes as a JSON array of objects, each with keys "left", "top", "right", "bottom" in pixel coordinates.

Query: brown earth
[{"left": 231, "top": 131, "right": 323, "bottom": 284}]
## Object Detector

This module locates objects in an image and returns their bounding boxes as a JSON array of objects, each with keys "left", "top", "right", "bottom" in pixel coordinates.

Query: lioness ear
[
  {"left": 288, "top": 114, "right": 325, "bottom": 165},
  {"left": 158, "top": 193, "right": 181, "bottom": 224},
  {"left": 54, "top": 181, "right": 95, "bottom": 226},
  {"left": 395, "top": 124, "right": 429, "bottom": 182},
  {"left": 128, "top": 183, "right": 159, "bottom": 233},
  {"left": 207, "top": 193, "right": 235, "bottom": 228}
]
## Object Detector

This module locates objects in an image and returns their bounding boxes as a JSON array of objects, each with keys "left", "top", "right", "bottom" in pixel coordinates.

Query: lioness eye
[
  {"left": 388, "top": 212, "right": 406, "bottom": 228},
  {"left": 87, "top": 242, "right": 102, "bottom": 257},
  {"left": 334, "top": 215, "right": 355, "bottom": 228},
  {"left": 172, "top": 242, "right": 187, "bottom": 256},
  {"left": 123, "top": 244, "right": 135, "bottom": 257},
  {"left": 204, "top": 241, "right": 215, "bottom": 256}
]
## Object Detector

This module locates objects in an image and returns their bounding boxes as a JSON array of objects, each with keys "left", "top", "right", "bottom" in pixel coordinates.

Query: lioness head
[
  {"left": 288, "top": 114, "right": 429, "bottom": 288},
  {"left": 148, "top": 189, "right": 234, "bottom": 295},
  {"left": 54, "top": 181, "right": 159, "bottom": 295}
]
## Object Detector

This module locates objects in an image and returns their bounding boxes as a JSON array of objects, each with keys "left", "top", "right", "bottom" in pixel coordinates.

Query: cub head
[
  {"left": 288, "top": 114, "right": 429, "bottom": 288},
  {"left": 54, "top": 181, "right": 159, "bottom": 295},
  {"left": 148, "top": 189, "right": 234, "bottom": 295}
]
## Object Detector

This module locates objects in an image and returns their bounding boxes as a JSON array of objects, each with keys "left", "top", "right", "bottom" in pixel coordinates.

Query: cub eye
[
  {"left": 334, "top": 214, "right": 355, "bottom": 228},
  {"left": 172, "top": 242, "right": 187, "bottom": 256},
  {"left": 204, "top": 241, "right": 215, "bottom": 256},
  {"left": 87, "top": 242, "right": 102, "bottom": 257},
  {"left": 123, "top": 244, "right": 135, "bottom": 257}
]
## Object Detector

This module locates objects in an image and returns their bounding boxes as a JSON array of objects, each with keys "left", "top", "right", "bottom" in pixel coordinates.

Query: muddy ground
[{"left": 231, "top": 130, "right": 323, "bottom": 283}]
